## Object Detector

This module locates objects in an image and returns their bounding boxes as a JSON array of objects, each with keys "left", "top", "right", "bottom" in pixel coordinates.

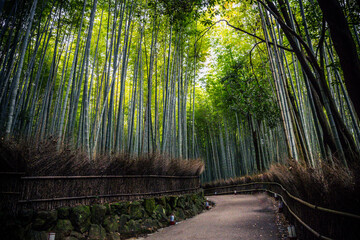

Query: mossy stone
[
  {"left": 153, "top": 205, "right": 167, "bottom": 222},
  {"left": 103, "top": 215, "right": 119, "bottom": 233},
  {"left": 110, "top": 202, "right": 129, "bottom": 215},
  {"left": 106, "top": 232, "right": 121, "bottom": 240},
  {"left": 144, "top": 198, "right": 156, "bottom": 214},
  {"left": 63, "top": 237, "right": 78, "bottom": 240},
  {"left": 70, "top": 205, "right": 91, "bottom": 233},
  {"left": 53, "top": 219, "right": 74, "bottom": 238},
  {"left": 70, "top": 231, "right": 86, "bottom": 240},
  {"left": 33, "top": 210, "right": 57, "bottom": 231},
  {"left": 175, "top": 208, "right": 186, "bottom": 221},
  {"left": 129, "top": 202, "right": 146, "bottom": 220},
  {"left": 118, "top": 214, "right": 129, "bottom": 229},
  {"left": 103, "top": 204, "right": 111, "bottom": 215},
  {"left": 91, "top": 204, "right": 107, "bottom": 224},
  {"left": 155, "top": 196, "right": 167, "bottom": 206},
  {"left": 177, "top": 196, "right": 186, "bottom": 209},
  {"left": 58, "top": 207, "right": 70, "bottom": 219},
  {"left": 140, "top": 219, "right": 156, "bottom": 234},
  {"left": 124, "top": 219, "right": 141, "bottom": 233},
  {"left": 169, "top": 196, "right": 178, "bottom": 209},
  {"left": 25, "top": 230, "right": 47, "bottom": 240},
  {"left": 88, "top": 224, "right": 106, "bottom": 240},
  {"left": 19, "top": 209, "right": 34, "bottom": 226},
  {"left": 165, "top": 204, "right": 172, "bottom": 215}
]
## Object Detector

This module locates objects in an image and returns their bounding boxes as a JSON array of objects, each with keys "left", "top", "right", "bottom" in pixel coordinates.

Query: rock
[
  {"left": 32, "top": 218, "right": 46, "bottom": 231},
  {"left": 118, "top": 214, "right": 129, "bottom": 229},
  {"left": 107, "top": 232, "right": 121, "bottom": 240},
  {"left": 194, "top": 199, "right": 204, "bottom": 211},
  {"left": 88, "top": 224, "right": 106, "bottom": 240},
  {"left": 129, "top": 201, "right": 146, "bottom": 220},
  {"left": 169, "top": 196, "right": 178, "bottom": 209},
  {"left": 32, "top": 210, "right": 57, "bottom": 231},
  {"left": 19, "top": 209, "right": 34, "bottom": 225},
  {"left": 155, "top": 196, "right": 167, "bottom": 206},
  {"left": 103, "top": 215, "right": 119, "bottom": 233},
  {"left": 25, "top": 230, "right": 47, "bottom": 240},
  {"left": 91, "top": 204, "right": 107, "bottom": 224},
  {"left": 124, "top": 219, "right": 141, "bottom": 233},
  {"left": 165, "top": 204, "right": 172, "bottom": 215},
  {"left": 103, "top": 204, "right": 111, "bottom": 215},
  {"left": 70, "top": 231, "right": 86, "bottom": 240},
  {"left": 53, "top": 219, "right": 74, "bottom": 239},
  {"left": 177, "top": 196, "right": 186, "bottom": 209},
  {"left": 140, "top": 219, "right": 156, "bottom": 233},
  {"left": 152, "top": 205, "right": 167, "bottom": 222},
  {"left": 70, "top": 205, "right": 91, "bottom": 233},
  {"left": 143, "top": 198, "right": 156, "bottom": 214},
  {"left": 175, "top": 208, "right": 185, "bottom": 221},
  {"left": 2, "top": 222, "right": 26, "bottom": 240},
  {"left": 58, "top": 207, "right": 70, "bottom": 219},
  {"left": 184, "top": 195, "right": 193, "bottom": 209},
  {"left": 64, "top": 237, "right": 78, "bottom": 240},
  {"left": 110, "top": 202, "right": 129, "bottom": 215}
]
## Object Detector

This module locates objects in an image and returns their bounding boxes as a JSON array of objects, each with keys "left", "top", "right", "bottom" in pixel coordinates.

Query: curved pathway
[{"left": 142, "top": 193, "right": 279, "bottom": 240}]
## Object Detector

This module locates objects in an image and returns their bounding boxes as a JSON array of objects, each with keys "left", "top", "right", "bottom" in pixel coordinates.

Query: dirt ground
[{"left": 140, "top": 193, "right": 280, "bottom": 240}]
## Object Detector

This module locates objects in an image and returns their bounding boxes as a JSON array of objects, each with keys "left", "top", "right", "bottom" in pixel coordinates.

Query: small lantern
[
  {"left": 169, "top": 214, "right": 176, "bottom": 225},
  {"left": 278, "top": 201, "right": 284, "bottom": 213},
  {"left": 47, "top": 232, "right": 56, "bottom": 240},
  {"left": 205, "top": 201, "right": 210, "bottom": 210},
  {"left": 234, "top": 190, "right": 237, "bottom": 195},
  {"left": 287, "top": 225, "right": 297, "bottom": 239}
]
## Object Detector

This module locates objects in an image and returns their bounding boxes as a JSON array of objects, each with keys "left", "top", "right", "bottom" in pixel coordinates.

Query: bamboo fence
[{"left": 0, "top": 172, "right": 200, "bottom": 212}]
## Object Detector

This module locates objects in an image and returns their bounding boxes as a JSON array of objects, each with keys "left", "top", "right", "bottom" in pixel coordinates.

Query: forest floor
[{"left": 133, "top": 193, "right": 285, "bottom": 240}]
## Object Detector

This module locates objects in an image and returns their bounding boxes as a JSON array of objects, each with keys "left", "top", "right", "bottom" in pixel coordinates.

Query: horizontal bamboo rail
[
  {"left": 204, "top": 182, "right": 360, "bottom": 240},
  {"left": 206, "top": 188, "right": 332, "bottom": 240},
  {"left": 204, "top": 182, "right": 360, "bottom": 219},
  {"left": 18, "top": 187, "right": 200, "bottom": 203},
  {"left": 0, "top": 172, "right": 200, "bottom": 212},
  {"left": 21, "top": 175, "right": 199, "bottom": 180}
]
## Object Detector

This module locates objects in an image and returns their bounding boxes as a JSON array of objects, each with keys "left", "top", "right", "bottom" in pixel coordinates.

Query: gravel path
[{"left": 142, "top": 193, "right": 279, "bottom": 240}]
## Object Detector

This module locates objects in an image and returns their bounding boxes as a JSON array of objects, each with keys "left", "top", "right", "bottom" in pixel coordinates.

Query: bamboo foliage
[{"left": 0, "top": 0, "right": 359, "bottom": 183}]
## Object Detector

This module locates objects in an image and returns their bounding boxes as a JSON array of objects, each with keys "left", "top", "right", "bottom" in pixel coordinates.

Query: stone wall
[{"left": 1, "top": 191, "right": 206, "bottom": 240}]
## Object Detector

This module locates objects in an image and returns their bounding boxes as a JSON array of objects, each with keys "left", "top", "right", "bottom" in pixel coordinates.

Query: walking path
[{"left": 142, "top": 193, "right": 279, "bottom": 240}]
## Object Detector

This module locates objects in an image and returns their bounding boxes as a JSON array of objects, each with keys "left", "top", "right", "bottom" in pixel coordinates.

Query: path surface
[{"left": 142, "top": 193, "right": 279, "bottom": 240}]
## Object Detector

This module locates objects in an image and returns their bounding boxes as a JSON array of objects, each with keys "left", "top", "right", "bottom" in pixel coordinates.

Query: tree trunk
[{"left": 317, "top": 0, "right": 360, "bottom": 119}]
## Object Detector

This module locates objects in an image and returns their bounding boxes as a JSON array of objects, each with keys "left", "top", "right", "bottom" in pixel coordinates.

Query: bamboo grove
[
  {"left": 0, "top": 0, "right": 359, "bottom": 183},
  {"left": 0, "top": 0, "right": 210, "bottom": 160}
]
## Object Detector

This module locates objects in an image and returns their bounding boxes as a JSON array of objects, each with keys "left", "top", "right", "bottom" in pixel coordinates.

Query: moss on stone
[
  {"left": 91, "top": 204, "right": 107, "bottom": 224},
  {"left": 88, "top": 224, "right": 106, "bottom": 240},
  {"left": 57, "top": 207, "right": 70, "bottom": 219},
  {"left": 53, "top": 219, "right": 73, "bottom": 235},
  {"left": 32, "top": 210, "right": 57, "bottom": 231},
  {"left": 70, "top": 206, "right": 91, "bottom": 233},
  {"left": 129, "top": 201, "right": 146, "bottom": 220},
  {"left": 143, "top": 198, "right": 156, "bottom": 214},
  {"left": 103, "top": 215, "right": 118, "bottom": 233}
]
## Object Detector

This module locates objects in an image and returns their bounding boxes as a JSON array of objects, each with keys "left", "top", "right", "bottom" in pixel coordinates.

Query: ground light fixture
[
  {"left": 205, "top": 201, "right": 210, "bottom": 210},
  {"left": 47, "top": 232, "right": 55, "bottom": 240},
  {"left": 170, "top": 213, "right": 176, "bottom": 225},
  {"left": 287, "top": 225, "right": 297, "bottom": 239}
]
